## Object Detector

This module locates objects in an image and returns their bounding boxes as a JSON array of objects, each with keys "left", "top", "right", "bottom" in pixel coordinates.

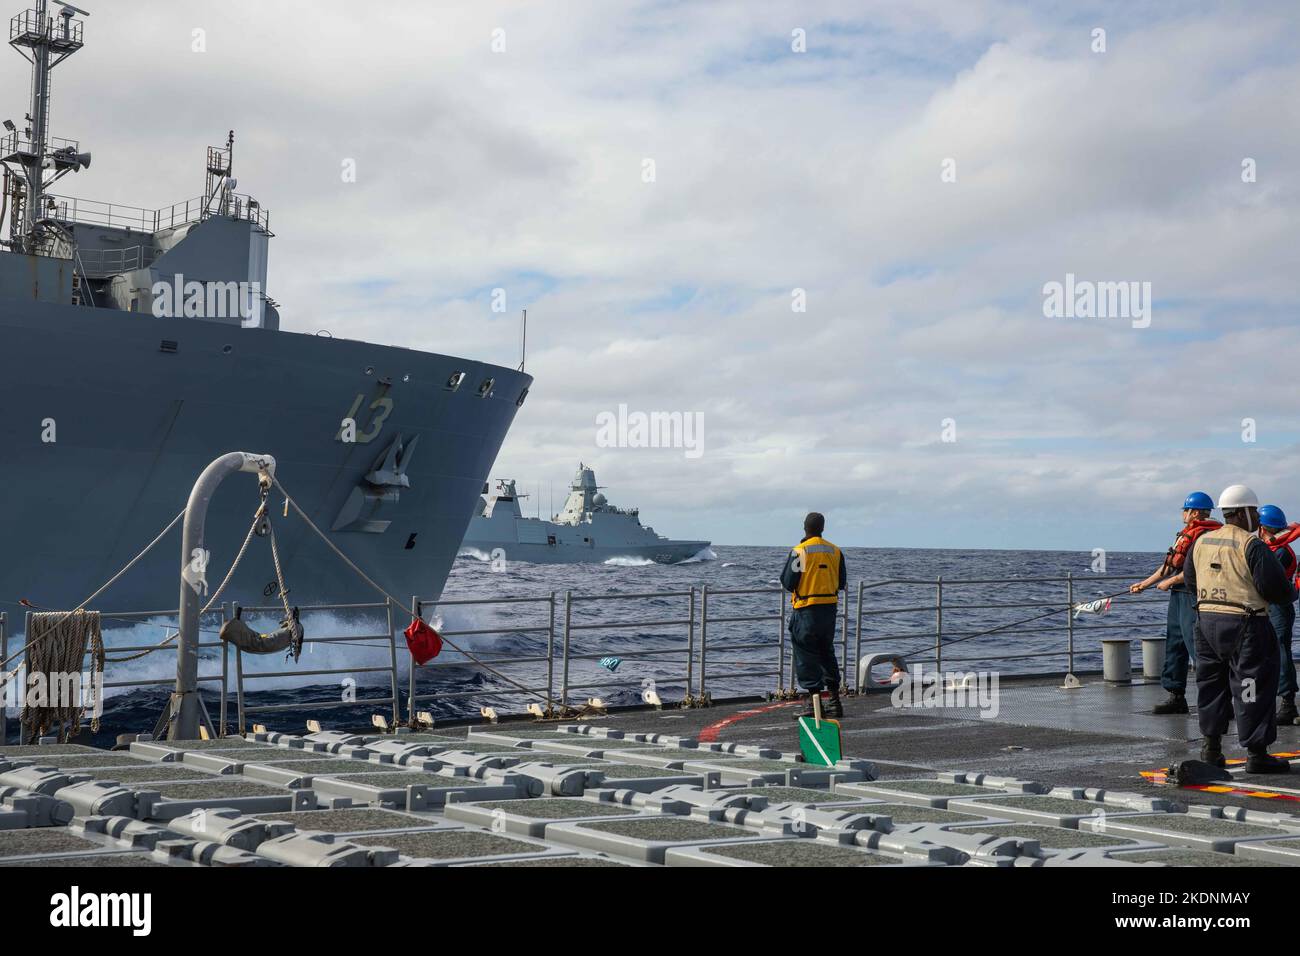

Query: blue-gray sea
[{"left": 8, "top": 546, "right": 1174, "bottom": 747}]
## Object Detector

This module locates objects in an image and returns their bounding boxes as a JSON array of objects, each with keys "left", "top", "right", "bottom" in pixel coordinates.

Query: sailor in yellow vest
[
  {"left": 780, "top": 512, "right": 847, "bottom": 719},
  {"left": 1183, "top": 485, "right": 1294, "bottom": 773}
]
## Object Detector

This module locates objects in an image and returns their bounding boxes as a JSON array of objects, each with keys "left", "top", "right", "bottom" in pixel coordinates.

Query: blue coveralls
[
  {"left": 1266, "top": 542, "right": 1298, "bottom": 698},
  {"left": 1161, "top": 586, "right": 1199, "bottom": 694}
]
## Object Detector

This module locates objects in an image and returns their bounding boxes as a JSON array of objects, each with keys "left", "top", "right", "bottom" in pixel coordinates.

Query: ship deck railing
[
  {"left": 403, "top": 573, "right": 1166, "bottom": 722},
  {"left": 43, "top": 191, "right": 271, "bottom": 235},
  {"left": 0, "top": 130, "right": 81, "bottom": 163},
  {"left": 10, "top": 8, "right": 84, "bottom": 49},
  {"left": 0, "top": 574, "right": 1168, "bottom": 741}
]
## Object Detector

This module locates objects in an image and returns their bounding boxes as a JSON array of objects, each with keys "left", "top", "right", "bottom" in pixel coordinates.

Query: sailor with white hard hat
[{"left": 1183, "top": 485, "right": 1295, "bottom": 773}]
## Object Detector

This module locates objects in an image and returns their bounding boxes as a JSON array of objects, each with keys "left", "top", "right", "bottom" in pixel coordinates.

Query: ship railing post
[
  {"left": 1066, "top": 573, "right": 1076, "bottom": 679},
  {"left": 21, "top": 611, "right": 32, "bottom": 744},
  {"left": 233, "top": 602, "right": 245, "bottom": 736},
  {"left": 776, "top": 588, "right": 785, "bottom": 699},
  {"left": 385, "top": 597, "right": 399, "bottom": 727},
  {"left": 840, "top": 588, "right": 850, "bottom": 695},
  {"left": 854, "top": 580, "right": 864, "bottom": 694},
  {"left": 546, "top": 592, "right": 556, "bottom": 716},
  {"left": 0, "top": 611, "right": 6, "bottom": 745},
  {"left": 684, "top": 587, "right": 695, "bottom": 707},
  {"left": 560, "top": 590, "right": 572, "bottom": 712},
  {"left": 935, "top": 576, "right": 943, "bottom": 674},
  {"left": 219, "top": 602, "right": 229, "bottom": 738},
  {"left": 408, "top": 596, "right": 420, "bottom": 723},
  {"left": 784, "top": 593, "right": 793, "bottom": 693},
  {"left": 698, "top": 585, "right": 709, "bottom": 705}
]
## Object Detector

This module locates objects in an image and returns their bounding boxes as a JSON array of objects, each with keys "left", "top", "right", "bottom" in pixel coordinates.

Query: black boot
[
  {"left": 1153, "top": 692, "right": 1189, "bottom": 715},
  {"left": 1278, "top": 695, "right": 1298, "bottom": 725},
  {"left": 824, "top": 694, "right": 843, "bottom": 719},
  {"left": 1246, "top": 748, "right": 1291, "bottom": 774},
  {"left": 1200, "top": 735, "right": 1226, "bottom": 768},
  {"left": 795, "top": 694, "right": 816, "bottom": 720}
]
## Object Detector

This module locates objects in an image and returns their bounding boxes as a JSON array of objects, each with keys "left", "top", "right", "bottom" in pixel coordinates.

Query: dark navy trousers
[
  {"left": 1268, "top": 601, "right": 1297, "bottom": 698},
  {"left": 789, "top": 604, "right": 841, "bottom": 693},
  {"left": 1195, "top": 611, "right": 1279, "bottom": 750}
]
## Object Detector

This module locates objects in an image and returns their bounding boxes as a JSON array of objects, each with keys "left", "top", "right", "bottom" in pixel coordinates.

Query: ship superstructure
[
  {"left": 461, "top": 464, "right": 709, "bottom": 564},
  {"left": 0, "top": 1, "right": 531, "bottom": 612}
]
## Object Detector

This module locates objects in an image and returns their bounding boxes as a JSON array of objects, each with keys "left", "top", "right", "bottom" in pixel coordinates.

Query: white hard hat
[{"left": 1218, "top": 484, "right": 1259, "bottom": 510}]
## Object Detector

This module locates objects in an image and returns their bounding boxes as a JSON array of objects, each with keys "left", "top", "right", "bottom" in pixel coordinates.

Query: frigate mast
[{"left": 0, "top": 0, "right": 91, "bottom": 254}]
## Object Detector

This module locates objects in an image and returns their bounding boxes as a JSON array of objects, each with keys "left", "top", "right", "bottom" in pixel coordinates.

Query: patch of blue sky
[
  {"left": 452, "top": 272, "right": 563, "bottom": 313},
  {"left": 875, "top": 261, "right": 937, "bottom": 286},
  {"left": 627, "top": 284, "right": 698, "bottom": 314},
  {"left": 991, "top": 434, "right": 1300, "bottom": 452},
  {"left": 348, "top": 277, "right": 398, "bottom": 296}
]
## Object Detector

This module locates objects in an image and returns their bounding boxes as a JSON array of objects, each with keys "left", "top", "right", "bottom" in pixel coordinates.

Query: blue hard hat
[
  {"left": 1259, "top": 504, "right": 1288, "bottom": 529},
  {"left": 1183, "top": 491, "right": 1214, "bottom": 511}
]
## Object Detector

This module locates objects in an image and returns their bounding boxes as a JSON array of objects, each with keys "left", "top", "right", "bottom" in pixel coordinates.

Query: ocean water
[{"left": 4, "top": 545, "right": 1172, "bottom": 746}]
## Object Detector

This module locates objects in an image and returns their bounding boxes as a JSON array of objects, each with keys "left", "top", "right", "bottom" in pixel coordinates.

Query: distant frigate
[
  {"left": 461, "top": 464, "right": 710, "bottom": 565},
  {"left": 0, "top": 1, "right": 531, "bottom": 614}
]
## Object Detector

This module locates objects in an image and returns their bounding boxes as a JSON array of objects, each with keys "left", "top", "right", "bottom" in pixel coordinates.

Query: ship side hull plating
[{"left": 0, "top": 300, "right": 531, "bottom": 616}]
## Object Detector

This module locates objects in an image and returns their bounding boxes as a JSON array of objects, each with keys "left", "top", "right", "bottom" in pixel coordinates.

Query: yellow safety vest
[
  {"left": 1192, "top": 523, "right": 1266, "bottom": 615},
  {"left": 790, "top": 536, "right": 842, "bottom": 610}
]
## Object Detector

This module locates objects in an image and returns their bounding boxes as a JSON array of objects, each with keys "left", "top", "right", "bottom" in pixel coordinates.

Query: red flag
[{"left": 404, "top": 617, "right": 443, "bottom": 665}]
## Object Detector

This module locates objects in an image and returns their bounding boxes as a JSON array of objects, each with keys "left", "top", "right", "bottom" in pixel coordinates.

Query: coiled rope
[{"left": 17, "top": 610, "right": 104, "bottom": 741}]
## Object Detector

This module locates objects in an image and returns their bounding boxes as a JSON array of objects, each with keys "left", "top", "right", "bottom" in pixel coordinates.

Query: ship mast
[{"left": 1, "top": 0, "right": 90, "bottom": 254}]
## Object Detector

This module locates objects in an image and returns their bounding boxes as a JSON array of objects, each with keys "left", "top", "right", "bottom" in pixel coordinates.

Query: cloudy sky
[{"left": 21, "top": 0, "right": 1300, "bottom": 550}]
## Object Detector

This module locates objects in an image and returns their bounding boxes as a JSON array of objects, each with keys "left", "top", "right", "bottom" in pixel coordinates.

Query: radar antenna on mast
[{"left": 0, "top": 0, "right": 91, "bottom": 253}]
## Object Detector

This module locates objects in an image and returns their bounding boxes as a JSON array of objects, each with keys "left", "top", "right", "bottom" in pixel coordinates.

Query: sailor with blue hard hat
[
  {"left": 1131, "top": 492, "right": 1222, "bottom": 714},
  {"left": 1183, "top": 485, "right": 1295, "bottom": 772},
  {"left": 1257, "top": 504, "right": 1300, "bottom": 724}
]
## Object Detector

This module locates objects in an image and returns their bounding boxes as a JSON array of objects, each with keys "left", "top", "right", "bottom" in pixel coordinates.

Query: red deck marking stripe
[{"left": 698, "top": 700, "right": 800, "bottom": 742}]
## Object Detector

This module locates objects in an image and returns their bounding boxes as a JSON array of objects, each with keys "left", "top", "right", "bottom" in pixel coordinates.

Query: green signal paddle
[{"left": 797, "top": 693, "right": 842, "bottom": 767}]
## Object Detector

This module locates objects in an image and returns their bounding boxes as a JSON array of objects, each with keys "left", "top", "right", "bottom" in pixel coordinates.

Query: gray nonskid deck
[{"left": 3, "top": 676, "right": 1300, "bottom": 867}]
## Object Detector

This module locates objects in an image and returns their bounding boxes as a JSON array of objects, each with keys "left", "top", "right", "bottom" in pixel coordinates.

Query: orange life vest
[
  {"left": 1263, "top": 532, "right": 1300, "bottom": 592},
  {"left": 1163, "top": 519, "right": 1222, "bottom": 575}
]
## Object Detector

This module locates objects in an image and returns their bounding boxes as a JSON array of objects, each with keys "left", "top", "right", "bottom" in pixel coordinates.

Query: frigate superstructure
[
  {"left": 0, "top": 1, "right": 531, "bottom": 612},
  {"left": 461, "top": 464, "right": 709, "bottom": 564}
]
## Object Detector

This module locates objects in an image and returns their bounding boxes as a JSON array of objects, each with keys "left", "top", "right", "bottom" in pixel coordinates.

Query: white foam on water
[
  {"left": 603, "top": 555, "right": 656, "bottom": 567},
  {"left": 83, "top": 603, "right": 508, "bottom": 698},
  {"left": 457, "top": 547, "right": 494, "bottom": 562},
  {"left": 677, "top": 547, "right": 718, "bottom": 563}
]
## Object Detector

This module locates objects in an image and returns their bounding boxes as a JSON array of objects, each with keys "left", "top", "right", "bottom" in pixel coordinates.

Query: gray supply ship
[
  {"left": 0, "top": 2, "right": 531, "bottom": 613},
  {"left": 460, "top": 463, "right": 709, "bottom": 564}
]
